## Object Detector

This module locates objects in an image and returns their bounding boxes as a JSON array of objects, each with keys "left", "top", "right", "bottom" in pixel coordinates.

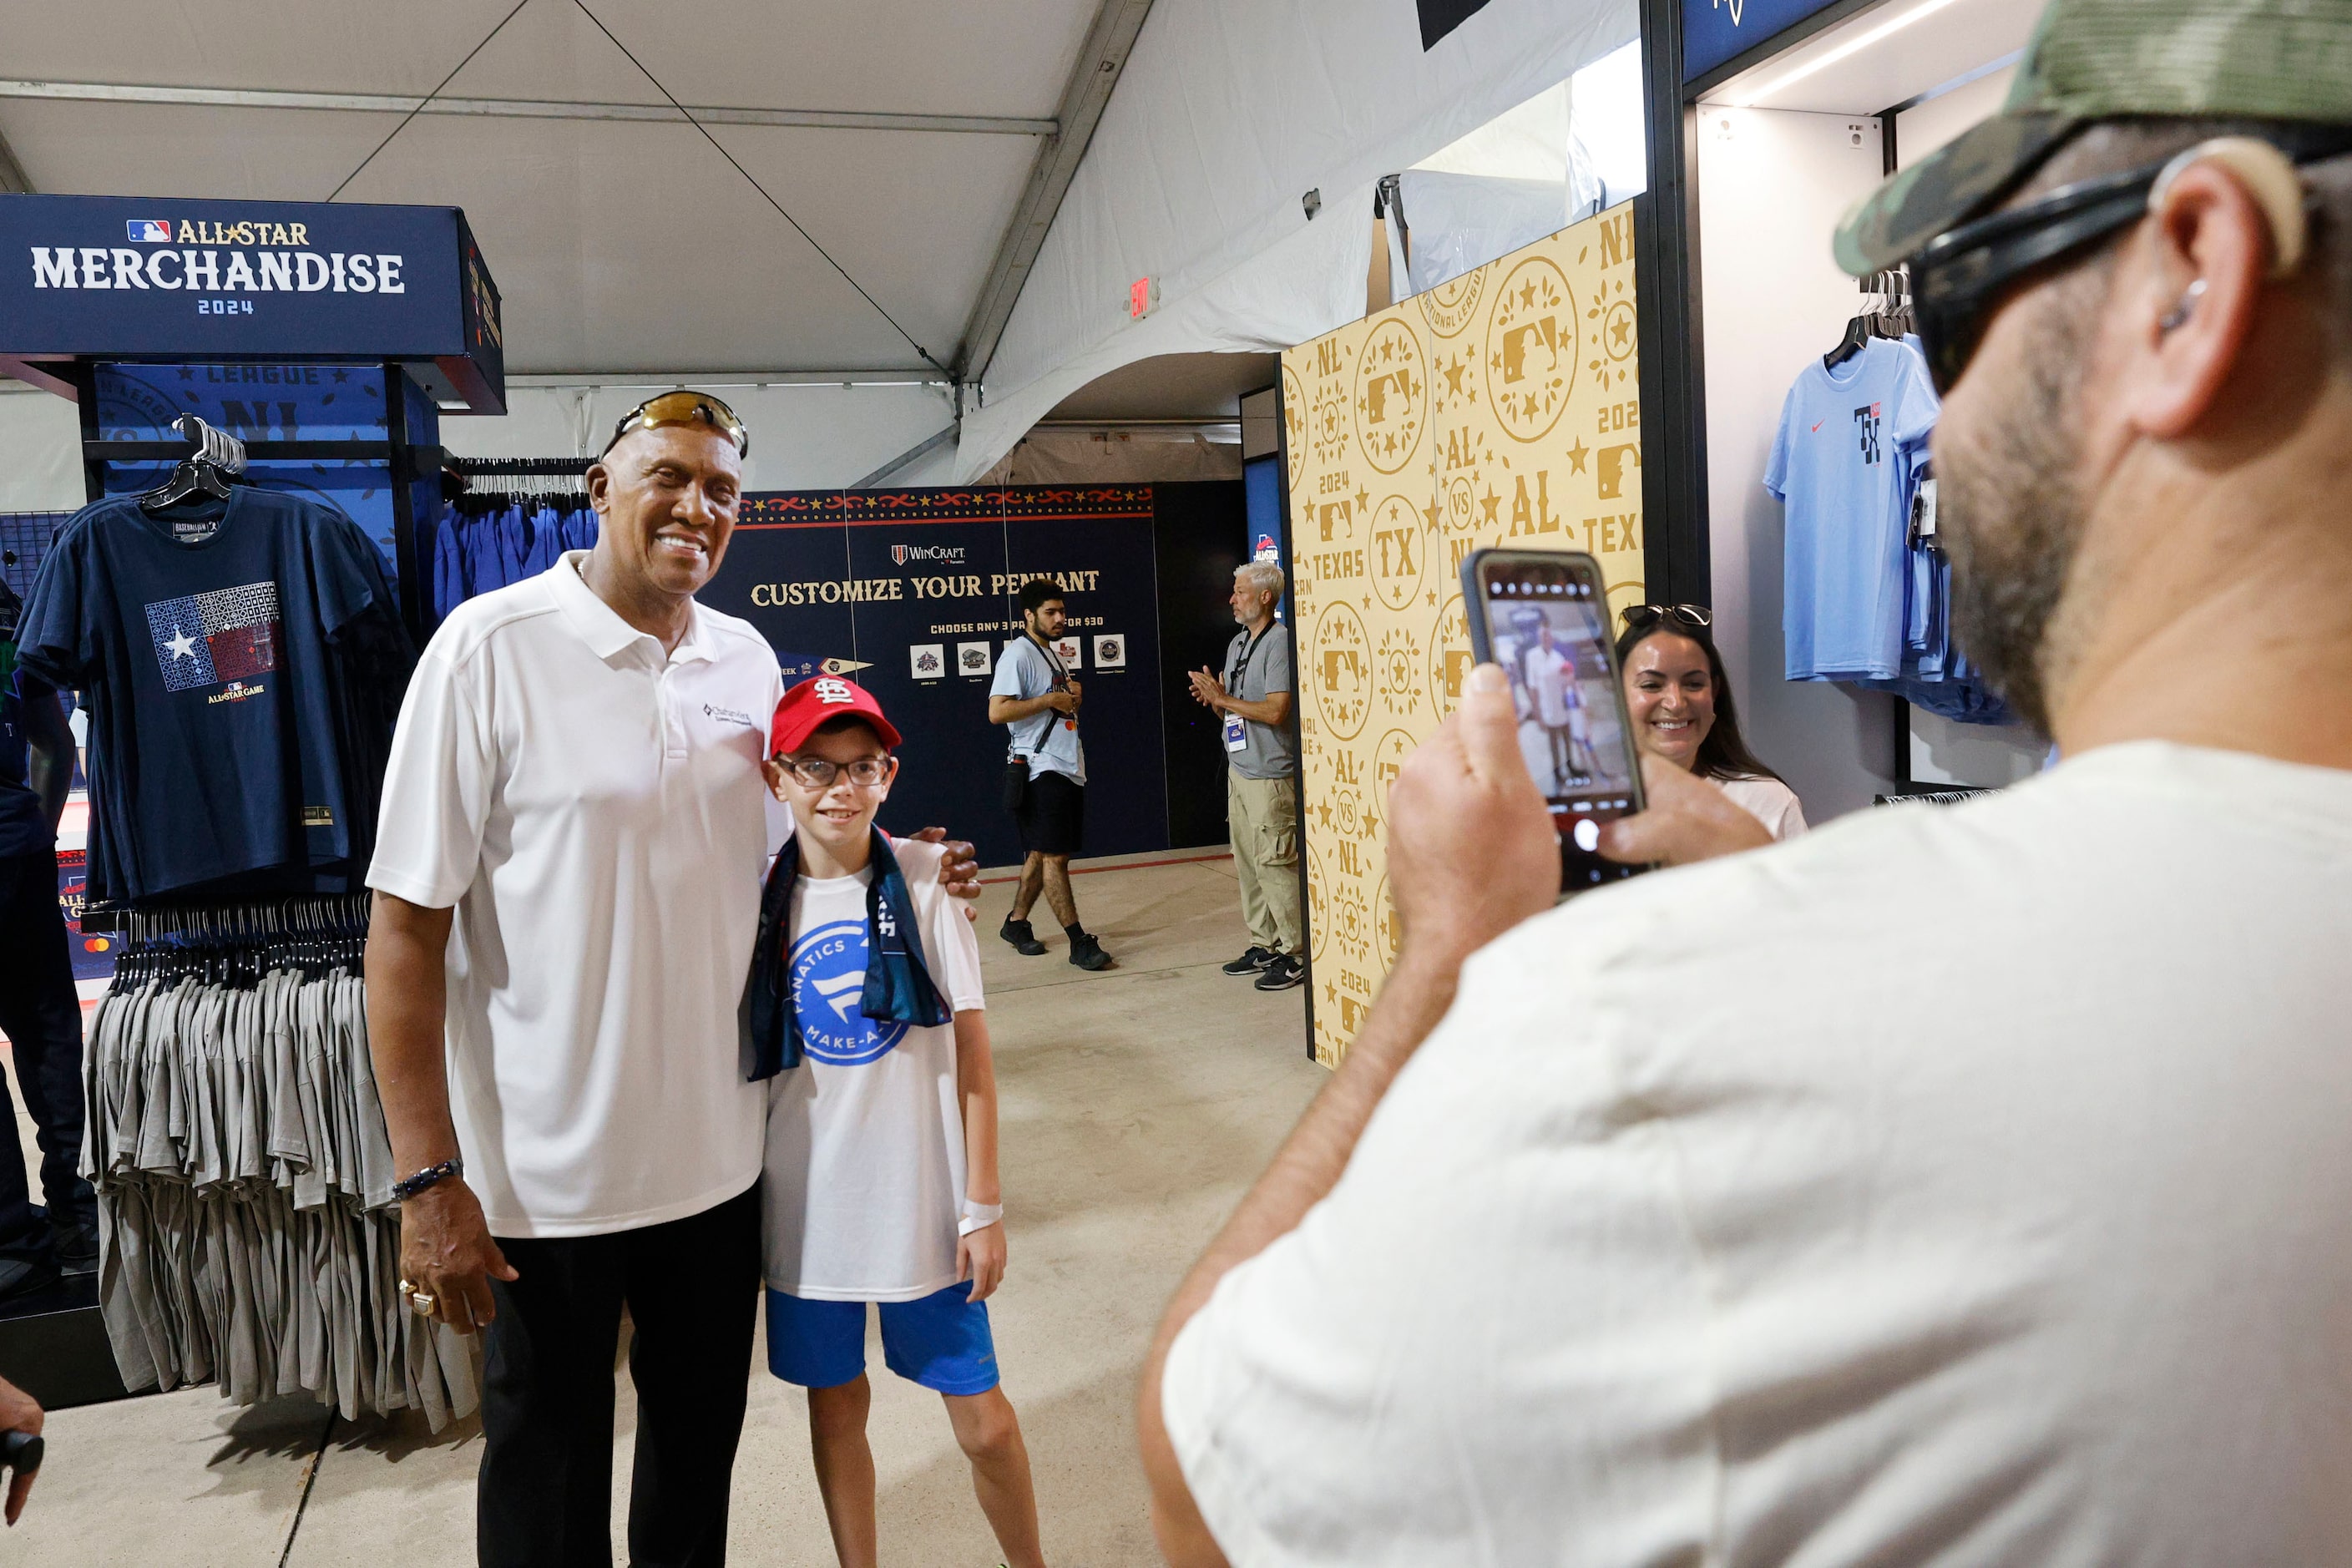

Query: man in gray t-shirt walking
[{"left": 1188, "top": 562, "right": 1303, "bottom": 991}]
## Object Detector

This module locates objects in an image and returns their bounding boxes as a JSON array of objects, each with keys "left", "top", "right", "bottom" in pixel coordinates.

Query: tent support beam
[
  {"left": 0, "top": 78, "right": 1055, "bottom": 137},
  {"left": 955, "top": 0, "right": 1154, "bottom": 382},
  {"left": 0, "top": 125, "right": 31, "bottom": 193},
  {"left": 850, "top": 422, "right": 960, "bottom": 490}
]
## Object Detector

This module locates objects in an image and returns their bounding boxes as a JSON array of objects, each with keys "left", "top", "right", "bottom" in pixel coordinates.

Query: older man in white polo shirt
[{"left": 364, "top": 392, "right": 974, "bottom": 1567}]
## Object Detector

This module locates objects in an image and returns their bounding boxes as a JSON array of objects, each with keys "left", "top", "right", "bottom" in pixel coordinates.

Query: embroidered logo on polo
[
  {"left": 790, "top": 919, "right": 908, "bottom": 1065},
  {"left": 145, "top": 582, "right": 282, "bottom": 693}
]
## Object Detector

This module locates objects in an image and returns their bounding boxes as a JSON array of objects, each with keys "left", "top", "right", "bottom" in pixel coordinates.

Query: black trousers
[
  {"left": 0, "top": 846, "right": 94, "bottom": 1264},
  {"left": 478, "top": 1181, "right": 761, "bottom": 1568}
]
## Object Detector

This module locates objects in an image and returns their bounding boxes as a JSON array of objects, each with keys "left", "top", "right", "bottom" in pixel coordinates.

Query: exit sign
[{"left": 1128, "top": 276, "right": 1158, "bottom": 319}]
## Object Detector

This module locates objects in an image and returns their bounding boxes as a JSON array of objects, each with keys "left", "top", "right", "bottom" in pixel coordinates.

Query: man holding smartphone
[
  {"left": 1141, "top": 2, "right": 2352, "bottom": 1561},
  {"left": 989, "top": 578, "right": 1112, "bottom": 970}
]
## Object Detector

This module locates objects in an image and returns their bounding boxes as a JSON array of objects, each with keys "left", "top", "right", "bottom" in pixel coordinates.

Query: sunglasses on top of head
[
  {"left": 1909, "top": 127, "right": 2352, "bottom": 395},
  {"left": 1620, "top": 603, "right": 1712, "bottom": 634},
  {"left": 601, "top": 390, "right": 750, "bottom": 458}
]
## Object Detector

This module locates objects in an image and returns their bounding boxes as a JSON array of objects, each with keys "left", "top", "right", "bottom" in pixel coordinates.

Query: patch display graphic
[
  {"left": 1285, "top": 203, "right": 1645, "bottom": 1066},
  {"left": 910, "top": 643, "right": 944, "bottom": 680},
  {"left": 147, "top": 581, "right": 281, "bottom": 691},
  {"left": 957, "top": 641, "right": 993, "bottom": 676},
  {"left": 790, "top": 920, "right": 908, "bottom": 1065},
  {"left": 1092, "top": 634, "right": 1126, "bottom": 670}
]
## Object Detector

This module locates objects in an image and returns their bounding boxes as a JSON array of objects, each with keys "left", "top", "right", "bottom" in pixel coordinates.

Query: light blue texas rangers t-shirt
[{"left": 1765, "top": 336, "right": 1939, "bottom": 681}]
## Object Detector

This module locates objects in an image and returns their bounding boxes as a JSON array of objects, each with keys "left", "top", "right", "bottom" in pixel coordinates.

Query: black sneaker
[
  {"left": 999, "top": 918, "right": 1046, "bottom": 956},
  {"left": 1254, "top": 954, "right": 1305, "bottom": 991},
  {"left": 1068, "top": 932, "right": 1114, "bottom": 971},
  {"left": 56, "top": 1226, "right": 99, "bottom": 1277},
  {"left": 1222, "top": 945, "right": 1275, "bottom": 975}
]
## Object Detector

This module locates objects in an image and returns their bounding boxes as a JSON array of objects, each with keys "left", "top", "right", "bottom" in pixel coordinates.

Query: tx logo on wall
[{"left": 1285, "top": 203, "right": 1646, "bottom": 1068}]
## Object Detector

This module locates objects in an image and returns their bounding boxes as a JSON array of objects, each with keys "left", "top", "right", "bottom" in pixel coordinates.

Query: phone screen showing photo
[{"left": 1464, "top": 552, "right": 1644, "bottom": 892}]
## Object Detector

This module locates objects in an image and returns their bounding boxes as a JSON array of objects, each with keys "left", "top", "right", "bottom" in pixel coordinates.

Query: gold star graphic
[
  {"left": 1355, "top": 488, "right": 1370, "bottom": 513},
  {"left": 1363, "top": 811, "right": 1380, "bottom": 837},
  {"left": 1611, "top": 316, "right": 1631, "bottom": 349},
  {"left": 1422, "top": 497, "right": 1442, "bottom": 532},
  {"left": 1318, "top": 802, "right": 1333, "bottom": 827},
  {"left": 1520, "top": 280, "right": 1536, "bottom": 308},
  {"left": 1443, "top": 357, "right": 1465, "bottom": 395},
  {"left": 1566, "top": 440, "right": 1590, "bottom": 474},
  {"left": 1480, "top": 487, "right": 1501, "bottom": 524},
  {"left": 1426, "top": 589, "right": 1437, "bottom": 605}
]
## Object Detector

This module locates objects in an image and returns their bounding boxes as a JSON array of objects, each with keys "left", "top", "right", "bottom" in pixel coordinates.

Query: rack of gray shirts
[{"left": 80, "top": 895, "right": 478, "bottom": 1428}]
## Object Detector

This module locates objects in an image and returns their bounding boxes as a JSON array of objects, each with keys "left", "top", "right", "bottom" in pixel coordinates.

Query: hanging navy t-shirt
[
  {"left": 0, "top": 579, "right": 51, "bottom": 858},
  {"left": 16, "top": 488, "right": 386, "bottom": 900}
]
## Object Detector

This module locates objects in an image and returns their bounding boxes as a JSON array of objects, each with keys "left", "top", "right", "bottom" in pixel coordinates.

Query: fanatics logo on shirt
[
  {"left": 791, "top": 920, "right": 908, "bottom": 1065},
  {"left": 145, "top": 581, "right": 283, "bottom": 693}
]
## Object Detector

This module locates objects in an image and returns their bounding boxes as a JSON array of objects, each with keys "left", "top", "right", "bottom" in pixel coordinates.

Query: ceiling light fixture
[{"left": 1729, "top": 0, "right": 1970, "bottom": 109}]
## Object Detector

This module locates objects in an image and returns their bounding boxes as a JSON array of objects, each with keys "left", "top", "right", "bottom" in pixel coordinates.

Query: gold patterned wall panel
[{"left": 1287, "top": 202, "right": 1645, "bottom": 1067}]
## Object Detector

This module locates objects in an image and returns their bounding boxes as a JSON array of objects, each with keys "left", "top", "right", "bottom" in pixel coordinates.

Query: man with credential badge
[{"left": 1188, "top": 562, "right": 1304, "bottom": 992}]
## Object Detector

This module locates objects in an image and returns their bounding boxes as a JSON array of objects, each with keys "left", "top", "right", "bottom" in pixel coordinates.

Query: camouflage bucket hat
[{"left": 1834, "top": 0, "right": 2352, "bottom": 276}]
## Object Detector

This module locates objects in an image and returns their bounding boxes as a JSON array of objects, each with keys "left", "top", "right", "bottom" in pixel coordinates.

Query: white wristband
[{"left": 958, "top": 1201, "right": 1004, "bottom": 1236}]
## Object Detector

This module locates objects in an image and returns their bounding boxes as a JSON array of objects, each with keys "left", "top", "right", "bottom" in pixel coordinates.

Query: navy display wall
[{"left": 706, "top": 484, "right": 1203, "bottom": 868}]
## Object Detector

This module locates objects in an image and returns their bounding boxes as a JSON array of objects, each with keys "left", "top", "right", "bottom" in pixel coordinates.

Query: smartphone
[{"left": 1459, "top": 549, "right": 1646, "bottom": 893}]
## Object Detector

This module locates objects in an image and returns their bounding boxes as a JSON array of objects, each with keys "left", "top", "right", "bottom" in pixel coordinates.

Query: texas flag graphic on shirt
[{"left": 144, "top": 582, "right": 283, "bottom": 692}]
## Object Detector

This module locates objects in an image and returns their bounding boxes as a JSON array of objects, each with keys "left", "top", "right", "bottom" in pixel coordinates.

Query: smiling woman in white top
[{"left": 1616, "top": 606, "right": 1807, "bottom": 840}]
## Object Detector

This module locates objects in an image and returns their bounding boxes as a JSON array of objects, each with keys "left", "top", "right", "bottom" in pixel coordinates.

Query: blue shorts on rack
[{"left": 764, "top": 1281, "right": 999, "bottom": 1395}]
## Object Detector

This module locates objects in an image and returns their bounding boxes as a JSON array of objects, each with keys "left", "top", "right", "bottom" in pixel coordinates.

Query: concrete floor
[{"left": 4, "top": 851, "right": 1322, "bottom": 1566}]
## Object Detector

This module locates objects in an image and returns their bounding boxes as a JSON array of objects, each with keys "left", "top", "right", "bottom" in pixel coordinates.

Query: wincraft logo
[{"left": 891, "top": 544, "right": 966, "bottom": 567}]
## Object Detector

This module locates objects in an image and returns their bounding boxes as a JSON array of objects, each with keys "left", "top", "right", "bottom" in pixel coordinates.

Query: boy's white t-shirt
[{"left": 760, "top": 837, "right": 989, "bottom": 1302}]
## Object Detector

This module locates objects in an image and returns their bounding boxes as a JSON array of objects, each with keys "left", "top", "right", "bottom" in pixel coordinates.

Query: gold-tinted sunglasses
[{"left": 603, "top": 391, "right": 750, "bottom": 458}]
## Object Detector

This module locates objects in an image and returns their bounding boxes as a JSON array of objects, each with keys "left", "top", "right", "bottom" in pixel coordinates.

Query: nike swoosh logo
[{"left": 1811, "top": 421, "right": 1823, "bottom": 432}]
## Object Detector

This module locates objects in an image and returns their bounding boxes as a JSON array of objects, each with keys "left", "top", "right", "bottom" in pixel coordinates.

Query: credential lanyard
[
  {"left": 1030, "top": 633, "right": 1075, "bottom": 736},
  {"left": 1223, "top": 625, "right": 1271, "bottom": 754}
]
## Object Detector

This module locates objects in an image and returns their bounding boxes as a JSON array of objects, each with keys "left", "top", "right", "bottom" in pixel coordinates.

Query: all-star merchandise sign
[
  {"left": 705, "top": 487, "right": 1169, "bottom": 869},
  {"left": 0, "top": 192, "right": 504, "bottom": 407}
]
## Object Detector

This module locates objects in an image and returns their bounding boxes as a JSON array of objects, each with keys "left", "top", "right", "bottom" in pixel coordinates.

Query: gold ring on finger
[{"left": 408, "top": 1290, "right": 437, "bottom": 1315}]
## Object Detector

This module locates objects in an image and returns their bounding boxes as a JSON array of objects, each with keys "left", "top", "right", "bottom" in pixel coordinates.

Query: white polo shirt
[{"left": 368, "top": 552, "right": 784, "bottom": 1237}]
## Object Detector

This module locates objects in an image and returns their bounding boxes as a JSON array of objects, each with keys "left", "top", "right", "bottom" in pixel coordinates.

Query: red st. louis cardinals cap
[{"left": 770, "top": 675, "right": 903, "bottom": 756}]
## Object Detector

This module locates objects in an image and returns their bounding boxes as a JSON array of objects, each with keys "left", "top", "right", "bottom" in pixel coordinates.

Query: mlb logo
[{"left": 128, "top": 220, "right": 173, "bottom": 243}]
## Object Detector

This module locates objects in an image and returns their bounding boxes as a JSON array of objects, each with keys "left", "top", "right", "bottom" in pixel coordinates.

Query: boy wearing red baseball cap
[{"left": 744, "top": 675, "right": 1048, "bottom": 1568}]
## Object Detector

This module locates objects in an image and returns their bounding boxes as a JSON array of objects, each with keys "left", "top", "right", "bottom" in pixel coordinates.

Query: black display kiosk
[{"left": 0, "top": 192, "right": 503, "bottom": 1408}]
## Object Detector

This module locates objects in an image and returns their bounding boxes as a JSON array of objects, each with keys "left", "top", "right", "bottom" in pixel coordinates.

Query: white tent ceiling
[{"left": 0, "top": 0, "right": 1104, "bottom": 376}]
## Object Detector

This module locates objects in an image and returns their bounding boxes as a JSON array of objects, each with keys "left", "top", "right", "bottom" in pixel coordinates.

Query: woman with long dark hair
[{"left": 1614, "top": 605, "right": 1807, "bottom": 840}]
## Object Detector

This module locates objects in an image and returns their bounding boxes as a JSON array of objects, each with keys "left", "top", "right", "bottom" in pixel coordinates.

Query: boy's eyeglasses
[
  {"left": 1910, "top": 128, "right": 2352, "bottom": 395},
  {"left": 1621, "top": 604, "right": 1712, "bottom": 633},
  {"left": 778, "top": 756, "right": 890, "bottom": 788},
  {"left": 602, "top": 390, "right": 750, "bottom": 457}
]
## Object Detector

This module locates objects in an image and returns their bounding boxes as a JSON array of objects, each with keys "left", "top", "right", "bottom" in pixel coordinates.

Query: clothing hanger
[{"left": 139, "top": 413, "right": 248, "bottom": 513}]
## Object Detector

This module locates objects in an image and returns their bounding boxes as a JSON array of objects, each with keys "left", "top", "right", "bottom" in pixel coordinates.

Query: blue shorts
[{"left": 764, "top": 1282, "right": 999, "bottom": 1395}]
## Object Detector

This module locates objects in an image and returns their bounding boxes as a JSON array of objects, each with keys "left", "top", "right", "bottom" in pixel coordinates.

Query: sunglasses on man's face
[
  {"left": 1621, "top": 603, "right": 1712, "bottom": 634},
  {"left": 1910, "top": 129, "right": 2352, "bottom": 395}
]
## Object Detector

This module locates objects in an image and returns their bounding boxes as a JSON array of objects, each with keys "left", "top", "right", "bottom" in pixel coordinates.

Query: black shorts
[{"left": 1014, "top": 769, "right": 1085, "bottom": 857}]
